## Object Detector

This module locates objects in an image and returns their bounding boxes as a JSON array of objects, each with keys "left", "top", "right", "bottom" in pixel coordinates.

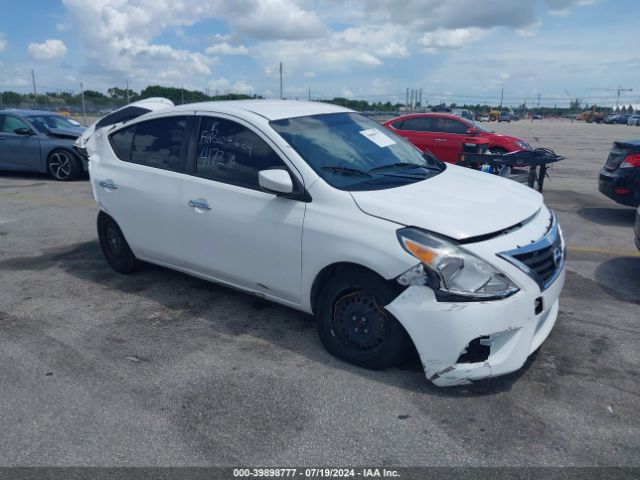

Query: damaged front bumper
[
  {"left": 386, "top": 267, "right": 564, "bottom": 386},
  {"left": 386, "top": 208, "right": 566, "bottom": 387}
]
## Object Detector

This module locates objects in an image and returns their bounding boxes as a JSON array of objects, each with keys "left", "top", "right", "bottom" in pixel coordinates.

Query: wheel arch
[{"left": 309, "top": 261, "right": 405, "bottom": 316}]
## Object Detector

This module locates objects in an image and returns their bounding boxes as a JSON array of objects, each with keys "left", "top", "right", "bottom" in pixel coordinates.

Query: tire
[
  {"left": 47, "top": 149, "right": 82, "bottom": 181},
  {"left": 488, "top": 147, "right": 508, "bottom": 155},
  {"left": 97, "top": 211, "right": 139, "bottom": 274},
  {"left": 315, "top": 268, "right": 409, "bottom": 370}
]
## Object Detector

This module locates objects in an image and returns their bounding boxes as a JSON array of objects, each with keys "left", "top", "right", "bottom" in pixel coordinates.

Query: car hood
[
  {"left": 482, "top": 132, "right": 525, "bottom": 144},
  {"left": 47, "top": 126, "right": 85, "bottom": 139},
  {"left": 350, "top": 165, "right": 543, "bottom": 240}
]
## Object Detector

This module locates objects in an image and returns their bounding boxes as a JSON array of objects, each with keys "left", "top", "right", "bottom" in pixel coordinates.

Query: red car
[{"left": 383, "top": 113, "right": 531, "bottom": 164}]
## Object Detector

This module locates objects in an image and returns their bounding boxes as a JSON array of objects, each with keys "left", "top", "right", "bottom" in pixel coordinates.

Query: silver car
[
  {"left": 627, "top": 114, "right": 640, "bottom": 126},
  {"left": 0, "top": 109, "right": 87, "bottom": 180}
]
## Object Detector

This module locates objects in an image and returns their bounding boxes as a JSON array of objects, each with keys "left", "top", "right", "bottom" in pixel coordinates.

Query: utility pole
[
  {"left": 80, "top": 82, "right": 87, "bottom": 125},
  {"left": 125, "top": 80, "right": 130, "bottom": 104},
  {"left": 499, "top": 87, "right": 504, "bottom": 109},
  {"left": 308, "top": 87, "right": 311, "bottom": 101},
  {"left": 616, "top": 85, "right": 633, "bottom": 109},
  {"left": 31, "top": 70, "right": 37, "bottom": 107},
  {"left": 406, "top": 88, "right": 409, "bottom": 111},
  {"left": 279, "top": 61, "right": 283, "bottom": 99}
]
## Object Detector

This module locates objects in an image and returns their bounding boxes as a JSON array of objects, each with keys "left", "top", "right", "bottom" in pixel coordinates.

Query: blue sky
[{"left": 0, "top": 0, "right": 638, "bottom": 108}]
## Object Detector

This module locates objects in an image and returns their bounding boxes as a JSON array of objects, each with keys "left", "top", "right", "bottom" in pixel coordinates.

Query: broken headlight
[{"left": 396, "top": 227, "right": 519, "bottom": 301}]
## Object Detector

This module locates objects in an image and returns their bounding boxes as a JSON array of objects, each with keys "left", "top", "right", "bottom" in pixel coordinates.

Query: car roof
[
  {"left": 0, "top": 109, "right": 61, "bottom": 116},
  {"left": 169, "top": 99, "right": 353, "bottom": 121},
  {"left": 387, "top": 112, "right": 470, "bottom": 122}
]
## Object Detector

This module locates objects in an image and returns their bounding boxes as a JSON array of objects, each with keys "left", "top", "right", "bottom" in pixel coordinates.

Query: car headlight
[
  {"left": 515, "top": 141, "right": 531, "bottom": 149},
  {"left": 396, "top": 228, "right": 519, "bottom": 301}
]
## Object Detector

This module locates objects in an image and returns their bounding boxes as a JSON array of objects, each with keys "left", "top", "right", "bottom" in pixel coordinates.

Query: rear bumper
[{"left": 598, "top": 168, "right": 640, "bottom": 207}]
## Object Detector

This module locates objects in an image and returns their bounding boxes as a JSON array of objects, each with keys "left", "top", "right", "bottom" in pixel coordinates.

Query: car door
[
  {"left": 391, "top": 117, "right": 443, "bottom": 158},
  {"left": 431, "top": 117, "right": 469, "bottom": 163},
  {"left": 179, "top": 114, "right": 305, "bottom": 303},
  {"left": 94, "top": 114, "right": 193, "bottom": 265},
  {"left": 0, "top": 114, "right": 41, "bottom": 171}
]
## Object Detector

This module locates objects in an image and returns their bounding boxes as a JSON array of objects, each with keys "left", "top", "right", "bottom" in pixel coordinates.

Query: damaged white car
[{"left": 86, "top": 100, "right": 565, "bottom": 386}]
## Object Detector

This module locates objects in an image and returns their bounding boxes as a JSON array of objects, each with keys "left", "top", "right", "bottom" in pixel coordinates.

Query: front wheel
[
  {"left": 47, "top": 149, "right": 81, "bottom": 181},
  {"left": 315, "top": 269, "right": 409, "bottom": 370},
  {"left": 97, "top": 212, "right": 139, "bottom": 274}
]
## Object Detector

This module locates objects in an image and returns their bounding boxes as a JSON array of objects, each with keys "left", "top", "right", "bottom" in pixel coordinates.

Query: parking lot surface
[{"left": 0, "top": 120, "right": 638, "bottom": 466}]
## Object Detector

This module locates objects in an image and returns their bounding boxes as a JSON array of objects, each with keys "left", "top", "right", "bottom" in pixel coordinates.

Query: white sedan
[{"left": 84, "top": 100, "right": 565, "bottom": 386}]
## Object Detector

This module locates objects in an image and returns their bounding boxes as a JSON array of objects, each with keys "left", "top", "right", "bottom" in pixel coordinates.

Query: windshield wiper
[
  {"left": 321, "top": 166, "right": 372, "bottom": 176},
  {"left": 368, "top": 162, "right": 429, "bottom": 173}
]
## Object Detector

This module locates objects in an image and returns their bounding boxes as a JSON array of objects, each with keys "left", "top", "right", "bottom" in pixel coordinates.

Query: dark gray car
[{"left": 0, "top": 109, "right": 87, "bottom": 180}]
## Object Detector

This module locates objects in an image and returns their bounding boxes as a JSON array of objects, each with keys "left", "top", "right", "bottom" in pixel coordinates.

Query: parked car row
[
  {"left": 604, "top": 113, "right": 640, "bottom": 125},
  {"left": 5, "top": 98, "right": 638, "bottom": 387}
]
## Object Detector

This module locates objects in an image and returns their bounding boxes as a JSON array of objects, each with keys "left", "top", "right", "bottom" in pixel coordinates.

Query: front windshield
[
  {"left": 26, "top": 114, "right": 82, "bottom": 133},
  {"left": 271, "top": 112, "right": 444, "bottom": 191}
]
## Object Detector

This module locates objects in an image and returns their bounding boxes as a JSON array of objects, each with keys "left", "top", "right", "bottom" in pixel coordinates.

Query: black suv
[{"left": 598, "top": 139, "right": 640, "bottom": 207}]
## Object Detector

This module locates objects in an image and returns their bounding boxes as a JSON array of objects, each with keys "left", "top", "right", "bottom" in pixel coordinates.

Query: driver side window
[{"left": 0, "top": 115, "right": 29, "bottom": 134}]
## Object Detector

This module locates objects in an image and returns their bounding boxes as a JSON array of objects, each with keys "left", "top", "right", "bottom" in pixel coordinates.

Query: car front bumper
[
  {"left": 386, "top": 267, "right": 564, "bottom": 386},
  {"left": 386, "top": 206, "right": 565, "bottom": 387}
]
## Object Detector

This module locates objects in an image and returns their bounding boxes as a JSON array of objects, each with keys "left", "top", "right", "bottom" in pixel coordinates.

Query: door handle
[
  {"left": 188, "top": 199, "right": 212, "bottom": 210},
  {"left": 435, "top": 138, "right": 447, "bottom": 143},
  {"left": 99, "top": 180, "right": 118, "bottom": 189}
]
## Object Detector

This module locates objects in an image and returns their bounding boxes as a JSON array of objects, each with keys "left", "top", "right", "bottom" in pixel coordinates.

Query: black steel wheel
[
  {"left": 97, "top": 211, "right": 139, "bottom": 274},
  {"left": 315, "top": 269, "right": 408, "bottom": 370}
]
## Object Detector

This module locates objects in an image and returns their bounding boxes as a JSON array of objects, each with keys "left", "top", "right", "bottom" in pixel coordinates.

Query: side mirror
[
  {"left": 14, "top": 127, "right": 34, "bottom": 136},
  {"left": 258, "top": 169, "right": 294, "bottom": 195}
]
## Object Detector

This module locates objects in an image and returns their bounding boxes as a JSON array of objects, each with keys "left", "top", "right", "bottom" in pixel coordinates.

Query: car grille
[{"left": 498, "top": 212, "right": 565, "bottom": 290}]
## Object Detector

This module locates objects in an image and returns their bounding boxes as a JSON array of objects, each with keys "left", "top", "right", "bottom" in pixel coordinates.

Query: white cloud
[
  {"left": 375, "top": 42, "right": 409, "bottom": 58},
  {"left": 27, "top": 39, "right": 68, "bottom": 60},
  {"left": 0, "top": 33, "right": 6, "bottom": 52},
  {"left": 420, "top": 28, "right": 485, "bottom": 51},
  {"left": 516, "top": 20, "right": 542, "bottom": 37},
  {"left": 231, "top": 0, "right": 327, "bottom": 40},
  {"left": 207, "top": 76, "right": 254, "bottom": 95},
  {"left": 205, "top": 42, "right": 249, "bottom": 55},
  {"left": 303, "top": 71, "right": 316, "bottom": 78}
]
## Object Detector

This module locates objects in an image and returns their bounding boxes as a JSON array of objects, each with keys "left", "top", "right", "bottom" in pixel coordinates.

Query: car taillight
[{"left": 621, "top": 153, "right": 640, "bottom": 168}]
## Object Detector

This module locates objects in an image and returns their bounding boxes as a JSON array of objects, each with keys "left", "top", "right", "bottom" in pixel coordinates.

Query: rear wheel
[
  {"left": 97, "top": 212, "right": 139, "bottom": 274},
  {"left": 315, "top": 269, "right": 409, "bottom": 370},
  {"left": 47, "top": 149, "right": 81, "bottom": 181}
]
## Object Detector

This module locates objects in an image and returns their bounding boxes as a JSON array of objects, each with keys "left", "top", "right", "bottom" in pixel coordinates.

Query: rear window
[
  {"left": 109, "top": 116, "right": 189, "bottom": 172},
  {"left": 96, "top": 106, "right": 151, "bottom": 129},
  {"left": 110, "top": 125, "right": 135, "bottom": 161}
]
